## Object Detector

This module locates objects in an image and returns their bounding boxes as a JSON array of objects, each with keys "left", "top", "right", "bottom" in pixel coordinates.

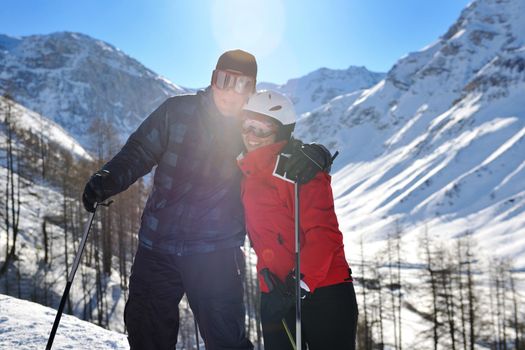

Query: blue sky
[{"left": 0, "top": 0, "right": 470, "bottom": 88}]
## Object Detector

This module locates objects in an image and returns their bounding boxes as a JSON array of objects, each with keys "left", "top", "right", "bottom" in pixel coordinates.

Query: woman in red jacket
[{"left": 237, "top": 90, "right": 358, "bottom": 349}]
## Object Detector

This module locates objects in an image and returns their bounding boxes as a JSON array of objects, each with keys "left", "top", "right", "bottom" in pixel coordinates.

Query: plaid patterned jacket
[{"left": 103, "top": 88, "right": 246, "bottom": 255}]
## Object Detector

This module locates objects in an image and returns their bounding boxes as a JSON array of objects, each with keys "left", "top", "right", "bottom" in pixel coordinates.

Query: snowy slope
[
  {"left": 0, "top": 32, "right": 187, "bottom": 149},
  {"left": 0, "top": 164, "right": 130, "bottom": 333},
  {"left": 294, "top": 0, "right": 525, "bottom": 267},
  {"left": 0, "top": 294, "right": 128, "bottom": 350},
  {"left": 258, "top": 66, "right": 385, "bottom": 115},
  {"left": 0, "top": 97, "right": 129, "bottom": 332},
  {"left": 0, "top": 95, "right": 91, "bottom": 161}
]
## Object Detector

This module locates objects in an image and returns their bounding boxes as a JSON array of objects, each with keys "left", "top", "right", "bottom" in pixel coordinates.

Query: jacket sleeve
[
  {"left": 101, "top": 99, "right": 171, "bottom": 195},
  {"left": 290, "top": 172, "right": 344, "bottom": 292}
]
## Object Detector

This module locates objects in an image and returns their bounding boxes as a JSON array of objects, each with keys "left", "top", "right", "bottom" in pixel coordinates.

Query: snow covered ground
[{"left": 0, "top": 294, "right": 128, "bottom": 350}]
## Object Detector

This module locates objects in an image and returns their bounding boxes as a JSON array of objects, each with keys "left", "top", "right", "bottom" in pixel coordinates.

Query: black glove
[
  {"left": 82, "top": 170, "right": 117, "bottom": 212},
  {"left": 260, "top": 268, "right": 294, "bottom": 321},
  {"left": 283, "top": 138, "right": 334, "bottom": 184},
  {"left": 285, "top": 270, "right": 310, "bottom": 300}
]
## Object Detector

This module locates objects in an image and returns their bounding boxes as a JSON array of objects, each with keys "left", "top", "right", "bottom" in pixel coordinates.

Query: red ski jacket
[{"left": 238, "top": 141, "right": 351, "bottom": 293}]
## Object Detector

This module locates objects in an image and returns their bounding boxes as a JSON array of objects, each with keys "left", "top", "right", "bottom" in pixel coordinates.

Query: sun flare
[{"left": 211, "top": 0, "right": 285, "bottom": 59}]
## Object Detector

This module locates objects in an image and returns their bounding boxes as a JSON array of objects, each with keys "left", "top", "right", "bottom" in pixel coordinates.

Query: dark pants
[
  {"left": 261, "top": 282, "right": 358, "bottom": 350},
  {"left": 124, "top": 246, "right": 254, "bottom": 350}
]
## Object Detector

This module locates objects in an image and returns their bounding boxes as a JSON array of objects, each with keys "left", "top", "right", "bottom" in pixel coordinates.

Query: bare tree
[
  {"left": 420, "top": 225, "right": 440, "bottom": 350},
  {"left": 509, "top": 267, "right": 523, "bottom": 350},
  {"left": 395, "top": 221, "right": 403, "bottom": 350},
  {"left": 455, "top": 238, "right": 467, "bottom": 350},
  {"left": 374, "top": 258, "right": 385, "bottom": 350},
  {"left": 463, "top": 233, "right": 478, "bottom": 350},
  {"left": 387, "top": 230, "right": 399, "bottom": 350},
  {"left": 0, "top": 95, "right": 22, "bottom": 278},
  {"left": 360, "top": 237, "right": 372, "bottom": 349}
]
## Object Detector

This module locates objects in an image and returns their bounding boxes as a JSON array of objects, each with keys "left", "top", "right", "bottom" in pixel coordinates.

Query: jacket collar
[{"left": 237, "top": 141, "right": 287, "bottom": 177}]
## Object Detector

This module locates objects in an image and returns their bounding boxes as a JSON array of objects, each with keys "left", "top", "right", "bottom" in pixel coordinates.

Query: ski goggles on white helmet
[
  {"left": 212, "top": 69, "right": 255, "bottom": 94},
  {"left": 241, "top": 114, "right": 279, "bottom": 138}
]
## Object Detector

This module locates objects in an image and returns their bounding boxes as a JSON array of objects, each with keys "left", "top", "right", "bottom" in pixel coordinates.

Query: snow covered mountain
[
  {"left": 0, "top": 294, "right": 128, "bottom": 350},
  {"left": 0, "top": 32, "right": 187, "bottom": 149},
  {"left": 0, "top": 94, "right": 91, "bottom": 162},
  {"left": 258, "top": 66, "right": 385, "bottom": 115},
  {"left": 294, "top": 0, "right": 525, "bottom": 267},
  {"left": 0, "top": 31, "right": 383, "bottom": 152}
]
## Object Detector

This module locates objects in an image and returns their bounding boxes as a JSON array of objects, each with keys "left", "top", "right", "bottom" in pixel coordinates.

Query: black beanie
[{"left": 216, "top": 49, "right": 257, "bottom": 78}]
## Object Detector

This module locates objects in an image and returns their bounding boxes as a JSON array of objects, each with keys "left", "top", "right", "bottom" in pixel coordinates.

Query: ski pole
[
  {"left": 282, "top": 319, "right": 297, "bottom": 350},
  {"left": 46, "top": 201, "right": 110, "bottom": 349},
  {"left": 294, "top": 180, "right": 302, "bottom": 350}
]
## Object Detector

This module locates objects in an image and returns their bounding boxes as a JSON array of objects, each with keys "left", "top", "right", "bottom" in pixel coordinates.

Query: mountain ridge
[
  {"left": 0, "top": 31, "right": 188, "bottom": 150},
  {"left": 258, "top": 65, "right": 385, "bottom": 115},
  {"left": 293, "top": 0, "right": 525, "bottom": 267}
]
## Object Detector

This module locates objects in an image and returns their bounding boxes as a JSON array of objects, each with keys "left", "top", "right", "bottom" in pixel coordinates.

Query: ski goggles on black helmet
[{"left": 212, "top": 69, "right": 255, "bottom": 94}]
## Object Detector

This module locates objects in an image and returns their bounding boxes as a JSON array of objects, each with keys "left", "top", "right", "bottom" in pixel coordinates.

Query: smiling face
[{"left": 241, "top": 113, "right": 279, "bottom": 152}]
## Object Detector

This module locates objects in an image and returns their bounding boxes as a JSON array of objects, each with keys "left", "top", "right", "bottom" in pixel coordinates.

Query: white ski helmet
[{"left": 243, "top": 90, "right": 296, "bottom": 126}]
